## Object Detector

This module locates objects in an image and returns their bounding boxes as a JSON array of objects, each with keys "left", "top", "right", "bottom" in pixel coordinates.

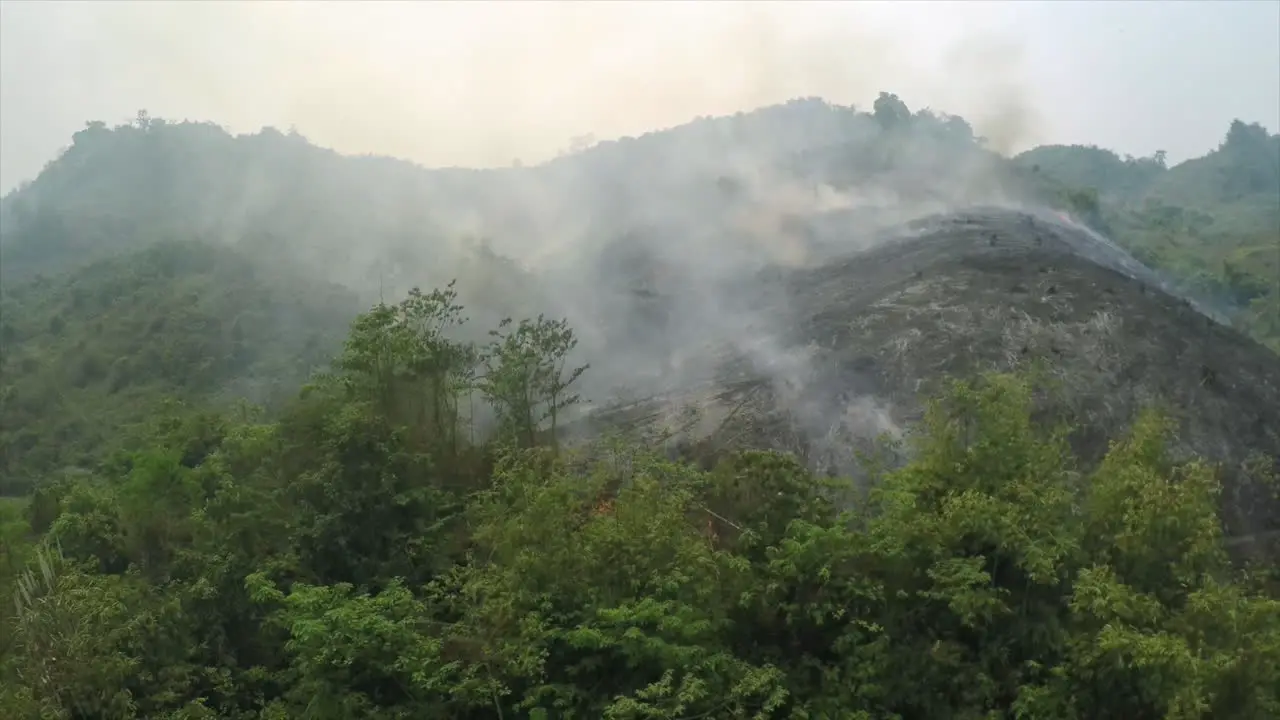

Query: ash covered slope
[{"left": 588, "top": 207, "right": 1280, "bottom": 551}]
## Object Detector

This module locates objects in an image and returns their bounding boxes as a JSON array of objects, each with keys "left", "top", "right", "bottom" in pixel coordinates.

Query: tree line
[{"left": 2, "top": 283, "right": 1277, "bottom": 719}]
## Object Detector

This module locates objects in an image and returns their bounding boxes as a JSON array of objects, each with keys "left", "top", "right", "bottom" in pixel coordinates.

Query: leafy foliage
[
  {"left": 0, "top": 240, "right": 358, "bottom": 494},
  {"left": 0, "top": 93, "right": 1276, "bottom": 717},
  {"left": 1014, "top": 121, "right": 1280, "bottom": 351},
  {"left": 481, "top": 315, "right": 588, "bottom": 449},
  {"left": 1, "top": 287, "right": 1275, "bottom": 719}
]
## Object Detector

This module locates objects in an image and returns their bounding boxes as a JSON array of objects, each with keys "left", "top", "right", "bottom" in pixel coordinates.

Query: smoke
[
  {"left": 1, "top": 1, "right": 1043, "bottom": 186},
  {"left": 0, "top": 1, "right": 1058, "bottom": 458},
  {"left": 935, "top": 32, "right": 1046, "bottom": 155}
]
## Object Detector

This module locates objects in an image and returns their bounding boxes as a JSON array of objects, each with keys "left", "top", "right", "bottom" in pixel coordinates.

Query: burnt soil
[{"left": 583, "top": 207, "right": 1280, "bottom": 557}]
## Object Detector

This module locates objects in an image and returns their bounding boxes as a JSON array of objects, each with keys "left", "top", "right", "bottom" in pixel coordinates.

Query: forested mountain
[
  {"left": 1, "top": 94, "right": 1278, "bottom": 717},
  {"left": 0, "top": 241, "right": 357, "bottom": 488},
  {"left": 4, "top": 95, "right": 1273, "bottom": 344},
  {"left": 1014, "top": 120, "right": 1280, "bottom": 347},
  {"left": 0, "top": 94, "right": 1043, "bottom": 493},
  {"left": 0, "top": 97, "right": 1044, "bottom": 291}
]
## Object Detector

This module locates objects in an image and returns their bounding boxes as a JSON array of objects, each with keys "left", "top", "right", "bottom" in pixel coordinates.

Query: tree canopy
[
  {"left": 2, "top": 284, "right": 1278, "bottom": 718},
  {"left": 1, "top": 94, "right": 1277, "bottom": 717}
]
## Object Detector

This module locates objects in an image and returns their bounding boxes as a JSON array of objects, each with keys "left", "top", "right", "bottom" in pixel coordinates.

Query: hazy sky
[{"left": 1, "top": 0, "right": 1277, "bottom": 194}]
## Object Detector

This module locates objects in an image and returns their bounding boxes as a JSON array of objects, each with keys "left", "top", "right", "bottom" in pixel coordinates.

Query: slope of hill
[
  {"left": 0, "top": 97, "right": 1044, "bottom": 292},
  {"left": 2, "top": 96, "right": 1280, "bottom": 718},
  {"left": 0, "top": 240, "right": 358, "bottom": 493},
  {"left": 3, "top": 212, "right": 1278, "bottom": 720},
  {"left": 1013, "top": 144, "right": 1167, "bottom": 203},
  {"left": 589, "top": 207, "right": 1280, "bottom": 556},
  {"left": 1149, "top": 120, "right": 1280, "bottom": 212},
  {"left": 0, "top": 93, "right": 1275, "bottom": 493},
  {"left": 5, "top": 98, "right": 1271, "bottom": 344},
  {"left": 1014, "top": 120, "right": 1280, "bottom": 351}
]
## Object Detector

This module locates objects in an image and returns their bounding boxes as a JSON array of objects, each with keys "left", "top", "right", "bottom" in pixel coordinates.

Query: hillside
[
  {"left": 0, "top": 241, "right": 357, "bottom": 493},
  {"left": 0, "top": 95, "right": 1044, "bottom": 489},
  {"left": 1014, "top": 120, "right": 1280, "bottom": 350},
  {"left": 4, "top": 213, "right": 1279, "bottom": 718},
  {"left": 0, "top": 98, "right": 1048, "bottom": 290},
  {"left": 4, "top": 98, "right": 1273, "bottom": 346},
  {"left": 1, "top": 94, "right": 1276, "bottom": 491},
  {"left": 1, "top": 94, "right": 1279, "bottom": 717},
  {"left": 1, "top": 93, "right": 1275, "bottom": 490},
  {"left": 590, "top": 207, "right": 1280, "bottom": 555}
]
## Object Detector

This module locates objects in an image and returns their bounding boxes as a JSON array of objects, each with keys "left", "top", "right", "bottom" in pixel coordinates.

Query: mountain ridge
[
  {"left": 1, "top": 93, "right": 1276, "bottom": 494},
  {"left": 3, "top": 93, "right": 1280, "bottom": 718}
]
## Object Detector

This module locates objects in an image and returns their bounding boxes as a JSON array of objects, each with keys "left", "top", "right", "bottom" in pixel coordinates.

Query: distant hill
[
  {"left": 1013, "top": 120, "right": 1280, "bottom": 211},
  {"left": 0, "top": 93, "right": 1276, "bottom": 492},
  {"left": 1014, "top": 121, "right": 1279, "bottom": 351},
  {"left": 0, "top": 240, "right": 357, "bottom": 492},
  {"left": 0, "top": 97, "right": 1051, "bottom": 291}
]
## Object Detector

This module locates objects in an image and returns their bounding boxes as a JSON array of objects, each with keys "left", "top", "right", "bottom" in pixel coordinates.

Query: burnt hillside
[{"left": 587, "top": 207, "right": 1280, "bottom": 556}]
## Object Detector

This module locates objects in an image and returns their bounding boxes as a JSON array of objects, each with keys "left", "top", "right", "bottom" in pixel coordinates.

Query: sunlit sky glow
[{"left": 2, "top": 0, "right": 1277, "bottom": 193}]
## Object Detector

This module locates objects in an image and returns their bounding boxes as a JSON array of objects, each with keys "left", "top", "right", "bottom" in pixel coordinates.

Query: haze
[{"left": 1, "top": 0, "right": 1278, "bottom": 195}]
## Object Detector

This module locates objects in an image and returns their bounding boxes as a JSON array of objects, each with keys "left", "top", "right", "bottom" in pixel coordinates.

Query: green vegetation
[
  {"left": 1015, "top": 119, "right": 1280, "bottom": 352},
  {"left": 0, "top": 241, "right": 358, "bottom": 495},
  {"left": 1, "top": 288, "right": 1277, "bottom": 719},
  {"left": 0, "top": 96, "right": 1277, "bottom": 716}
]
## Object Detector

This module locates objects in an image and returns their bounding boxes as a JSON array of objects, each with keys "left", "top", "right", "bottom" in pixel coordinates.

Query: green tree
[{"left": 480, "top": 315, "right": 588, "bottom": 449}]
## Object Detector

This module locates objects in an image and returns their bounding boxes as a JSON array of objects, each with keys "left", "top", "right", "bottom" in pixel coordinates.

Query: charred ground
[{"left": 588, "top": 207, "right": 1280, "bottom": 555}]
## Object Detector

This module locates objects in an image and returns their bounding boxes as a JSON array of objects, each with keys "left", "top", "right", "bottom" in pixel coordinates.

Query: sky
[{"left": 1, "top": 0, "right": 1277, "bottom": 194}]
